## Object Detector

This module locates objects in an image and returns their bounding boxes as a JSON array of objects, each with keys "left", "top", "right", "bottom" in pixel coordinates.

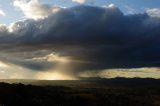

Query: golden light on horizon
[
  {"left": 79, "top": 67, "right": 160, "bottom": 79},
  {"left": 0, "top": 61, "right": 8, "bottom": 68},
  {"left": 36, "top": 71, "right": 78, "bottom": 80},
  {"left": 34, "top": 53, "right": 77, "bottom": 80}
]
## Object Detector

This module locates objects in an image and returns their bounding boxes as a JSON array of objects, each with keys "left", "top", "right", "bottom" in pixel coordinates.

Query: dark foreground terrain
[{"left": 0, "top": 78, "right": 160, "bottom": 106}]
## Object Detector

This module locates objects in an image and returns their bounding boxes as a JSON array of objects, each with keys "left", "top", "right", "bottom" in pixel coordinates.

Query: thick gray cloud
[{"left": 0, "top": 5, "right": 160, "bottom": 73}]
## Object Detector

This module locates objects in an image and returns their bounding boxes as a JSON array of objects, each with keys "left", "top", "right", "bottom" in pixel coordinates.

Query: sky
[
  {"left": 0, "top": 0, "right": 160, "bottom": 24},
  {"left": 0, "top": 0, "right": 160, "bottom": 80}
]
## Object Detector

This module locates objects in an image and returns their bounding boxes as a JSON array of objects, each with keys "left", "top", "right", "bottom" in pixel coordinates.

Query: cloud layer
[
  {"left": 0, "top": 9, "right": 6, "bottom": 16},
  {"left": 79, "top": 68, "right": 160, "bottom": 79},
  {"left": 13, "top": 0, "right": 60, "bottom": 20},
  {"left": 146, "top": 8, "right": 160, "bottom": 18},
  {"left": 0, "top": 4, "right": 160, "bottom": 78},
  {"left": 72, "top": 0, "right": 86, "bottom": 4}
]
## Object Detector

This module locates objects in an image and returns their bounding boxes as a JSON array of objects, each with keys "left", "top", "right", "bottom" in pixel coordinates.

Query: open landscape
[
  {"left": 0, "top": 78, "right": 160, "bottom": 106},
  {"left": 0, "top": 0, "right": 160, "bottom": 106}
]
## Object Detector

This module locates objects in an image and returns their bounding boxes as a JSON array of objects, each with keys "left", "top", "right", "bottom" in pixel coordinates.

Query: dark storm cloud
[{"left": 0, "top": 5, "right": 160, "bottom": 71}]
